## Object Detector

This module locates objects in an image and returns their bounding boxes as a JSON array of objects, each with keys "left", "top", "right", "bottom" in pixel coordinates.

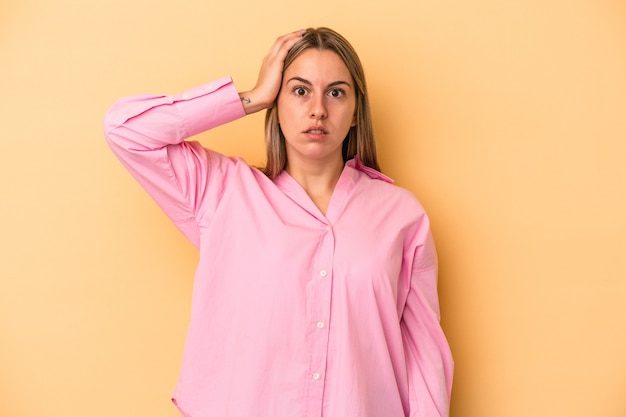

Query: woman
[{"left": 104, "top": 27, "right": 453, "bottom": 417}]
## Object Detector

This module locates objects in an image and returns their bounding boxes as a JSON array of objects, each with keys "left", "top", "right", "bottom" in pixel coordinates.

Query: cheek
[
  {"left": 342, "top": 105, "right": 357, "bottom": 127},
  {"left": 276, "top": 108, "right": 295, "bottom": 137},
  {"left": 277, "top": 102, "right": 298, "bottom": 130}
]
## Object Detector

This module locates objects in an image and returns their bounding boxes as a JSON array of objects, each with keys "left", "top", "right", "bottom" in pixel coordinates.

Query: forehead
[{"left": 284, "top": 48, "right": 352, "bottom": 82}]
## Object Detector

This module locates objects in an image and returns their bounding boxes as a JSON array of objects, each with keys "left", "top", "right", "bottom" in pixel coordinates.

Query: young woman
[{"left": 104, "top": 27, "right": 453, "bottom": 417}]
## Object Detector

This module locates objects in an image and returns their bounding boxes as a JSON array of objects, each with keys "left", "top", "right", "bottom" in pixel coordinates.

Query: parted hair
[{"left": 263, "top": 27, "right": 380, "bottom": 179}]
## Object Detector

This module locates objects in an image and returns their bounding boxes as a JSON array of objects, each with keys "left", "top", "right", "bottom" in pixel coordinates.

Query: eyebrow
[{"left": 286, "top": 76, "right": 352, "bottom": 89}]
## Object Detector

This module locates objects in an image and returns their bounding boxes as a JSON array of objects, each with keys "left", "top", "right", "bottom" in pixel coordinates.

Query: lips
[{"left": 304, "top": 126, "right": 328, "bottom": 134}]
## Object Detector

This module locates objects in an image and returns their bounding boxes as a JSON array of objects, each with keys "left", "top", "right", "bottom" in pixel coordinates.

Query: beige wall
[{"left": 2, "top": 0, "right": 625, "bottom": 416}]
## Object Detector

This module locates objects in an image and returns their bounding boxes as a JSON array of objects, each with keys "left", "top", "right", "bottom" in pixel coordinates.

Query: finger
[{"left": 268, "top": 29, "right": 306, "bottom": 57}]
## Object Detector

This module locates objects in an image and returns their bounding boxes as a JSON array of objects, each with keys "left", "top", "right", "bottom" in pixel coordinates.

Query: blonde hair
[{"left": 263, "top": 27, "right": 380, "bottom": 179}]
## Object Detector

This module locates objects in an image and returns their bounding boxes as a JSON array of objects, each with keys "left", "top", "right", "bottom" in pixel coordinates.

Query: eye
[
  {"left": 293, "top": 87, "right": 308, "bottom": 96},
  {"left": 328, "top": 88, "right": 345, "bottom": 98}
]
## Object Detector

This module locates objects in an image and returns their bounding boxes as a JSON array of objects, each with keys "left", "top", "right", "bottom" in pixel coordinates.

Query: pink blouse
[{"left": 104, "top": 76, "right": 453, "bottom": 417}]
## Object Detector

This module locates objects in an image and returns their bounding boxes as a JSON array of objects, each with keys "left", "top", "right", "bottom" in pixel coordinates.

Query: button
[
  {"left": 316, "top": 321, "right": 325, "bottom": 328},
  {"left": 325, "top": 225, "right": 332, "bottom": 231},
  {"left": 320, "top": 270, "right": 327, "bottom": 277},
  {"left": 312, "top": 372, "right": 320, "bottom": 380}
]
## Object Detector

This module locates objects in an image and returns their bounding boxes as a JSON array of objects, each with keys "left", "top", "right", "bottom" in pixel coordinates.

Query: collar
[{"left": 346, "top": 156, "right": 394, "bottom": 184}]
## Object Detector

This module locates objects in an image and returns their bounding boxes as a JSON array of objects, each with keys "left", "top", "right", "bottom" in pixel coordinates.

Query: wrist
[{"left": 238, "top": 91, "right": 271, "bottom": 115}]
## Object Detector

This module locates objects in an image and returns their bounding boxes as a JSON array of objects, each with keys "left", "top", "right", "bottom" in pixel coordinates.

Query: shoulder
[
  {"left": 201, "top": 148, "right": 270, "bottom": 188},
  {"left": 348, "top": 159, "right": 426, "bottom": 216}
]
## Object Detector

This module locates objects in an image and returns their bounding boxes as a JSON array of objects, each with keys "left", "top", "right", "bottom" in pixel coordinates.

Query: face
[{"left": 277, "top": 48, "right": 357, "bottom": 167}]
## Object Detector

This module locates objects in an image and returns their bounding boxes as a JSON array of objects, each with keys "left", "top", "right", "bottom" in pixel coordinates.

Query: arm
[
  {"left": 103, "top": 30, "right": 306, "bottom": 247},
  {"left": 103, "top": 77, "right": 246, "bottom": 248},
  {"left": 401, "top": 232, "right": 454, "bottom": 417}
]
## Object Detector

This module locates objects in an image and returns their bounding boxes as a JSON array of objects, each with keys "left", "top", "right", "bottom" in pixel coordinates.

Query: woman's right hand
[{"left": 239, "top": 29, "right": 306, "bottom": 115}]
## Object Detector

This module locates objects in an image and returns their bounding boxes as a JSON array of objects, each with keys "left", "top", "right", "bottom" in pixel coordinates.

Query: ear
[{"left": 351, "top": 113, "right": 357, "bottom": 127}]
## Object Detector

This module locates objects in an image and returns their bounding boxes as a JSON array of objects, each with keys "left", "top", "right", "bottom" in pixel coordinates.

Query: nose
[{"left": 310, "top": 95, "right": 327, "bottom": 119}]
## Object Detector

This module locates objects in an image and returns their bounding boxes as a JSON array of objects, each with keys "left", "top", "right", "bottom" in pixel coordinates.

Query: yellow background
[{"left": 2, "top": 0, "right": 625, "bottom": 416}]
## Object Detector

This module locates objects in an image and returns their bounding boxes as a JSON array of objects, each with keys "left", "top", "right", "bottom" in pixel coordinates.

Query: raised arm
[
  {"left": 103, "top": 77, "right": 246, "bottom": 247},
  {"left": 103, "top": 30, "right": 305, "bottom": 247}
]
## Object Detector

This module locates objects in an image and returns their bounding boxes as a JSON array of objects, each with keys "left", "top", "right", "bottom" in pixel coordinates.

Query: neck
[{"left": 285, "top": 154, "right": 345, "bottom": 215}]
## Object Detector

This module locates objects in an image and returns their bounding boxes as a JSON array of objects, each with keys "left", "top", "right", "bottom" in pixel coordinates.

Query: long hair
[{"left": 263, "top": 27, "right": 380, "bottom": 179}]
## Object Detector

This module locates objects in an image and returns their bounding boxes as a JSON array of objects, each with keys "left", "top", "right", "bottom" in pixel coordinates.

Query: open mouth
[{"left": 304, "top": 126, "right": 328, "bottom": 135}]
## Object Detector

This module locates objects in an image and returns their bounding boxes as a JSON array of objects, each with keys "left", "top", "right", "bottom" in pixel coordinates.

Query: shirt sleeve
[
  {"left": 102, "top": 76, "right": 246, "bottom": 248},
  {"left": 401, "top": 230, "right": 454, "bottom": 417}
]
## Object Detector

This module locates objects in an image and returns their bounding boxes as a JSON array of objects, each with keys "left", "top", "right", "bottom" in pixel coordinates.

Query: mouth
[{"left": 304, "top": 126, "right": 328, "bottom": 136}]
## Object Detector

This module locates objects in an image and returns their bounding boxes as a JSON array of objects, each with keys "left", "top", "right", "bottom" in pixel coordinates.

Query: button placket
[
  {"left": 304, "top": 220, "right": 335, "bottom": 408},
  {"left": 300, "top": 171, "right": 352, "bottom": 415}
]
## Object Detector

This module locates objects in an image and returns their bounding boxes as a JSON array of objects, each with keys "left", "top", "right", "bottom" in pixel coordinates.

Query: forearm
[
  {"left": 238, "top": 90, "right": 273, "bottom": 115},
  {"left": 103, "top": 76, "right": 246, "bottom": 152}
]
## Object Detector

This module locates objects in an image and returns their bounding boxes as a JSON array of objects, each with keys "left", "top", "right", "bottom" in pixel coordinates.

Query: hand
[{"left": 239, "top": 29, "right": 305, "bottom": 114}]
